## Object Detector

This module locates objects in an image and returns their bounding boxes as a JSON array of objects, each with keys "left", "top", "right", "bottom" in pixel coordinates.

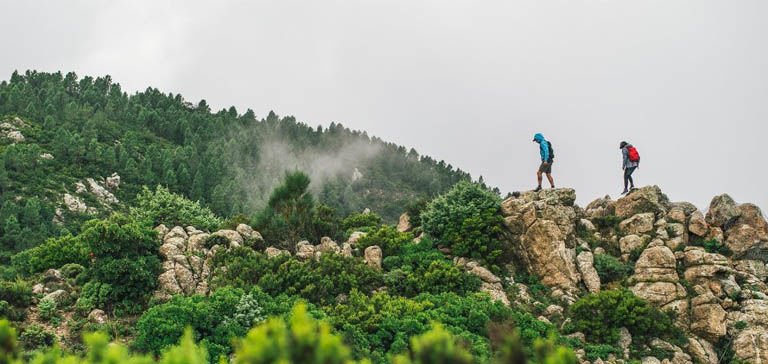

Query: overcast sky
[{"left": 2, "top": 0, "right": 767, "bottom": 211}]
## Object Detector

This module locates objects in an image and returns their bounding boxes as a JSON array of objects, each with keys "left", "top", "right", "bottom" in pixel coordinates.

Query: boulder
[
  {"left": 397, "top": 213, "right": 411, "bottom": 232},
  {"left": 618, "top": 327, "right": 632, "bottom": 359},
  {"left": 317, "top": 237, "right": 341, "bottom": 254},
  {"left": 43, "top": 290, "right": 69, "bottom": 305},
  {"left": 481, "top": 282, "right": 510, "bottom": 306},
  {"left": 86, "top": 178, "right": 119, "bottom": 204},
  {"left": 620, "top": 235, "right": 648, "bottom": 255},
  {"left": 347, "top": 231, "right": 366, "bottom": 246},
  {"left": 584, "top": 195, "right": 615, "bottom": 219},
  {"left": 296, "top": 241, "right": 315, "bottom": 260},
  {"left": 690, "top": 292, "right": 727, "bottom": 341},
  {"left": 726, "top": 224, "right": 766, "bottom": 259},
  {"left": 706, "top": 194, "right": 741, "bottom": 228},
  {"left": 688, "top": 211, "right": 710, "bottom": 237},
  {"left": 364, "top": 246, "right": 383, "bottom": 270},
  {"left": 737, "top": 203, "right": 768, "bottom": 239},
  {"left": 265, "top": 247, "right": 290, "bottom": 258},
  {"left": 614, "top": 186, "right": 669, "bottom": 219},
  {"left": 236, "top": 224, "right": 263, "bottom": 241},
  {"left": 63, "top": 193, "right": 87, "bottom": 213},
  {"left": 631, "top": 282, "right": 687, "bottom": 307},
  {"left": 579, "top": 219, "right": 596, "bottom": 233},
  {"left": 154, "top": 224, "right": 170, "bottom": 240},
  {"left": 212, "top": 230, "right": 244, "bottom": 246},
  {"left": 88, "top": 309, "right": 108, "bottom": 324},
  {"left": 517, "top": 219, "right": 581, "bottom": 294},
  {"left": 341, "top": 243, "right": 353, "bottom": 257},
  {"left": 619, "top": 213, "right": 655, "bottom": 235},
  {"left": 666, "top": 207, "right": 687, "bottom": 224},
  {"left": 576, "top": 251, "right": 601, "bottom": 293},
  {"left": 687, "top": 337, "right": 718, "bottom": 364},
  {"left": 105, "top": 173, "right": 120, "bottom": 190},
  {"left": 165, "top": 226, "right": 189, "bottom": 242},
  {"left": 732, "top": 328, "right": 768, "bottom": 363},
  {"left": 632, "top": 244, "right": 678, "bottom": 282}
]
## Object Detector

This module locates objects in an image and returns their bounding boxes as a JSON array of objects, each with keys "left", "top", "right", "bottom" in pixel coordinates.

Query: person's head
[
  {"left": 533, "top": 133, "right": 545, "bottom": 143},
  {"left": 619, "top": 141, "right": 628, "bottom": 149}
]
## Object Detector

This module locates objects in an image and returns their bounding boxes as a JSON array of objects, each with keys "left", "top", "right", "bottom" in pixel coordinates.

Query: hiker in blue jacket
[
  {"left": 532, "top": 133, "right": 555, "bottom": 192},
  {"left": 620, "top": 141, "right": 640, "bottom": 195}
]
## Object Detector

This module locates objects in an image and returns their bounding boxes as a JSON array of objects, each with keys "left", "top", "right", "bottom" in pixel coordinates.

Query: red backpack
[{"left": 627, "top": 146, "right": 640, "bottom": 162}]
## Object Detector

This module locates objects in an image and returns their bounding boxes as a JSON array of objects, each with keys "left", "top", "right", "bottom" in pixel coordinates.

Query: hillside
[
  {"left": 2, "top": 71, "right": 768, "bottom": 364},
  {"left": 0, "top": 70, "right": 472, "bottom": 258}
]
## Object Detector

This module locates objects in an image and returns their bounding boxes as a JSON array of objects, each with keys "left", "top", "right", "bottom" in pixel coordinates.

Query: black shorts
[{"left": 539, "top": 161, "right": 552, "bottom": 174}]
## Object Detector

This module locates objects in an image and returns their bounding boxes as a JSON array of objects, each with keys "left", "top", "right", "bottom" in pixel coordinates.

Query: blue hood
[{"left": 533, "top": 133, "right": 545, "bottom": 143}]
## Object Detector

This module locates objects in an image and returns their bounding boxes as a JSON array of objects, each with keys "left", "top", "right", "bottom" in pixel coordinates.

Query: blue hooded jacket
[{"left": 533, "top": 133, "right": 551, "bottom": 162}]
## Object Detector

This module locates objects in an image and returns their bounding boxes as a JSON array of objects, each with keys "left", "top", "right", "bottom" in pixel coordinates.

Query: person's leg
[
  {"left": 536, "top": 170, "right": 543, "bottom": 188},
  {"left": 627, "top": 167, "right": 636, "bottom": 189},
  {"left": 546, "top": 173, "right": 555, "bottom": 188}
]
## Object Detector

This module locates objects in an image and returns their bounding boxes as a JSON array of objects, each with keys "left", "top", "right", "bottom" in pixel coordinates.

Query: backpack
[
  {"left": 627, "top": 146, "right": 640, "bottom": 162},
  {"left": 547, "top": 142, "right": 555, "bottom": 163}
]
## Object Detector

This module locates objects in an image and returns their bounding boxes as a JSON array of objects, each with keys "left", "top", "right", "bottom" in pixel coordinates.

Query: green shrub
[
  {"left": 341, "top": 212, "right": 383, "bottom": 234},
  {"left": 130, "top": 185, "right": 222, "bottom": 231},
  {"left": 19, "top": 324, "right": 55, "bottom": 350},
  {"left": 593, "top": 254, "right": 632, "bottom": 283},
  {"left": 60, "top": 263, "right": 85, "bottom": 280},
  {"left": 357, "top": 226, "right": 413, "bottom": 256},
  {"left": 0, "top": 319, "right": 19, "bottom": 363},
  {"left": 11, "top": 234, "right": 89, "bottom": 275},
  {"left": 233, "top": 303, "right": 357, "bottom": 364},
  {"left": 392, "top": 324, "right": 473, "bottom": 364},
  {"left": 80, "top": 215, "right": 161, "bottom": 310},
  {"left": 421, "top": 181, "right": 507, "bottom": 272},
  {"left": 0, "top": 280, "right": 32, "bottom": 310},
  {"left": 383, "top": 241, "right": 481, "bottom": 297},
  {"left": 583, "top": 344, "right": 622, "bottom": 361},
  {"left": 37, "top": 297, "right": 57, "bottom": 322},
  {"left": 569, "top": 289, "right": 683, "bottom": 347},
  {"left": 202, "top": 235, "right": 229, "bottom": 250},
  {"left": 693, "top": 239, "right": 733, "bottom": 256},
  {"left": 252, "top": 172, "right": 318, "bottom": 249},
  {"left": 257, "top": 253, "right": 384, "bottom": 305}
]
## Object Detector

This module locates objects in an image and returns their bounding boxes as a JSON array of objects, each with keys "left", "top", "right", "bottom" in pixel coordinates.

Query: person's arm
[{"left": 622, "top": 148, "right": 628, "bottom": 169}]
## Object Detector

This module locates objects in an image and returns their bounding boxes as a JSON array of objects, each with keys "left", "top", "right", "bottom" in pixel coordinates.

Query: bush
[
  {"left": 383, "top": 241, "right": 481, "bottom": 297},
  {"left": 257, "top": 253, "right": 384, "bottom": 305},
  {"left": 694, "top": 239, "right": 733, "bottom": 256},
  {"left": 11, "top": 234, "right": 89, "bottom": 275},
  {"left": 592, "top": 215, "right": 622, "bottom": 230},
  {"left": 0, "top": 319, "right": 19, "bottom": 363},
  {"left": 0, "top": 280, "right": 32, "bottom": 308},
  {"left": 19, "top": 324, "right": 55, "bottom": 350},
  {"left": 342, "top": 211, "right": 383, "bottom": 234},
  {"left": 233, "top": 303, "right": 357, "bottom": 364},
  {"left": 327, "top": 290, "right": 532, "bottom": 363},
  {"left": 60, "top": 263, "right": 85, "bottom": 280},
  {"left": 392, "top": 324, "right": 473, "bottom": 364},
  {"left": 130, "top": 185, "right": 222, "bottom": 231},
  {"left": 421, "top": 181, "right": 507, "bottom": 271},
  {"left": 79, "top": 215, "right": 161, "bottom": 309},
  {"left": 569, "top": 289, "right": 683, "bottom": 347},
  {"left": 37, "top": 297, "right": 57, "bottom": 322},
  {"left": 357, "top": 226, "right": 413, "bottom": 256},
  {"left": 252, "top": 172, "right": 318, "bottom": 249},
  {"left": 202, "top": 235, "right": 230, "bottom": 250},
  {"left": 593, "top": 254, "right": 632, "bottom": 283}
]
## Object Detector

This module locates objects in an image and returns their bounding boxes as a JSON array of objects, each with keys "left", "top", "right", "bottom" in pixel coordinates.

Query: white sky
[{"left": 1, "top": 0, "right": 767, "bottom": 211}]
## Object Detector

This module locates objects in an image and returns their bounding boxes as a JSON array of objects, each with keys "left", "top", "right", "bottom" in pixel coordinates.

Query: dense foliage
[
  {"left": 421, "top": 181, "right": 508, "bottom": 272},
  {"left": 568, "top": 289, "right": 685, "bottom": 348},
  {"left": 0, "top": 70, "right": 470, "bottom": 261},
  {"left": 129, "top": 186, "right": 222, "bottom": 231}
]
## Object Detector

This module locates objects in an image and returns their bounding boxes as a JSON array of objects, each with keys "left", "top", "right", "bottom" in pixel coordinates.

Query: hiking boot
[
  {"left": 533, "top": 186, "right": 542, "bottom": 192},
  {"left": 621, "top": 189, "right": 629, "bottom": 195}
]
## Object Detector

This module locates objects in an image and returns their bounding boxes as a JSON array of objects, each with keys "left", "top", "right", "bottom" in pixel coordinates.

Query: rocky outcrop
[
  {"left": 155, "top": 224, "right": 260, "bottom": 300},
  {"left": 0, "top": 117, "right": 28, "bottom": 143},
  {"left": 364, "top": 246, "right": 383, "bottom": 270},
  {"left": 576, "top": 251, "right": 601, "bottom": 293},
  {"left": 397, "top": 213, "right": 411, "bottom": 232},
  {"left": 706, "top": 194, "right": 741, "bottom": 228},
  {"left": 63, "top": 194, "right": 87, "bottom": 214},
  {"left": 455, "top": 258, "right": 510, "bottom": 306},
  {"left": 501, "top": 189, "right": 581, "bottom": 301},
  {"left": 86, "top": 178, "right": 119, "bottom": 205},
  {"left": 613, "top": 186, "right": 669, "bottom": 219}
]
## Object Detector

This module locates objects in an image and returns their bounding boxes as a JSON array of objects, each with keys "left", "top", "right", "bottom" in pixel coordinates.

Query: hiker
[
  {"left": 620, "top": 141, "right": 640, "bottom": 195},
  {"left": 532, "top": 133, "right": 554, "bottom": 192}
]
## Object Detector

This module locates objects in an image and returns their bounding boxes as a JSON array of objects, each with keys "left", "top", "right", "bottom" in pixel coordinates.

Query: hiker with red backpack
[
  {"left": 533, "top": 133, "right": 555, "bottom": 192},
  {"left": 620, "top": 141, "right": 640, "bottom": 195}
]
